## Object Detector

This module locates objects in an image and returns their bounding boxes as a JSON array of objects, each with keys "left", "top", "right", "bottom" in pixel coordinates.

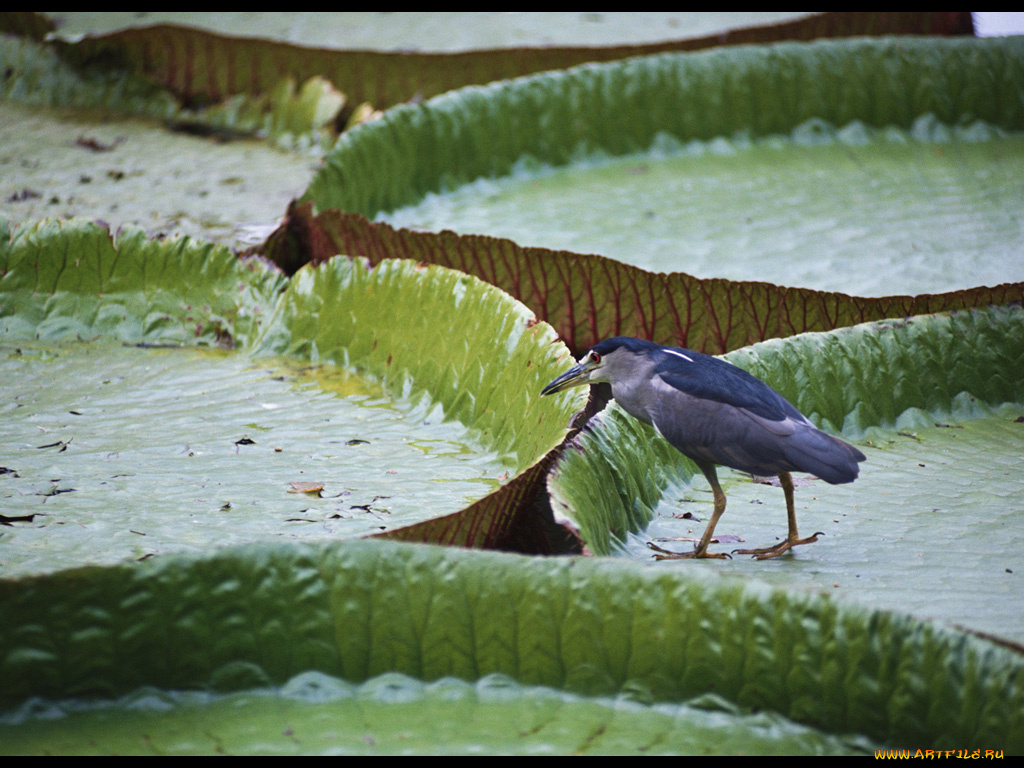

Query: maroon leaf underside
[{"left": 372, "top": 446, "right": 587, "bottom": 555}]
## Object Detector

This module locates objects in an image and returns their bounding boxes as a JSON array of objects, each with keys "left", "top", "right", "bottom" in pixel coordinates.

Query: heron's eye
[{"left": 590, "top": 352, "right": 601, "bottom": 364}]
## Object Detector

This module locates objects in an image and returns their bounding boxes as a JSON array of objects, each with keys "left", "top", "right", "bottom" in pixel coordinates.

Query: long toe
[
  {"left": 733, "top": 532, "right": 823, "bottom": 559},
  {"left": 647, "top": 542, "right": 731, "bottom": 560}
]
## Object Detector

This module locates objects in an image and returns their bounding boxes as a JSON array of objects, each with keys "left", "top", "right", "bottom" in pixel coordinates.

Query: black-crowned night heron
[{"left": 541, "top": 337, "right": 865, "bottom": 560}]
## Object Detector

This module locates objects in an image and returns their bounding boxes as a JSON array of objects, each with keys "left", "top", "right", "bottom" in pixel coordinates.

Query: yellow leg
[
  {"left": 648, "top": 463, "right": 731, "bottom": 560},
  {"left": 733, "top": 471, "right": 823, "bottom": 559}
]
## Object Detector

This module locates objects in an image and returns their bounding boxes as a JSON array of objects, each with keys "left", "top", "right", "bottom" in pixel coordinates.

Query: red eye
[{"left": 591, "top": 352, "right": 601, "bottom": 364}]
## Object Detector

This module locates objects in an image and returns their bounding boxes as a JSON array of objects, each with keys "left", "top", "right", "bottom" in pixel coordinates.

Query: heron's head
[{"left": 540, "top": 337, "right": 662, "bottom": 395}]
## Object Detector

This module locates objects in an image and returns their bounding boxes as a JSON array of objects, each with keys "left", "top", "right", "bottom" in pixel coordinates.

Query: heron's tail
[{"left": 796, "top": 431, "right": 866, "bottom": 485}]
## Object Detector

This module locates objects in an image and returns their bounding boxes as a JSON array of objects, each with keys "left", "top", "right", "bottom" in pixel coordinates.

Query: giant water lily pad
[
  {"left": 2, "top": 540, "right": 1022, "bottom": 753},
  {"left": 0, "top": 341, "right": 514, "bottom": 577},
  {"left": 306, "top": 37, "right": 1024, "bottom": 226},
  {"left": 0, "top": 101, "right": 316, "bottom": 250},
  {"left": 380, "top": 124, "right": 1024, "bottom": 296},
  {"left": 0, "top": 671, "right": 873, "bottom": 755},
  {"left": 0, "top": 33, "right": 329, "bottom": 249},
  {"left": 0, "top": 219, "right": 585, "bottom": 568}
]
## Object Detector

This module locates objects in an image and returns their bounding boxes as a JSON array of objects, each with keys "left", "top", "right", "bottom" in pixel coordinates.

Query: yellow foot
[
  {"left": 733, "top": 532, "right": 824, "bottom": 560},
  {"left": 647, "top": 541, "right": 731, "bottom": 560}
]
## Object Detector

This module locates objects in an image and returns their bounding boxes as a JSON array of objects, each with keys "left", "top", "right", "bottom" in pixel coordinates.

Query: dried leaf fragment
[{"left": 289, "top": 481, "right": 325, "bottom": 495}]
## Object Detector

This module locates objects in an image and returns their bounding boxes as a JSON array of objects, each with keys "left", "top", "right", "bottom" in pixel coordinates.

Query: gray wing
[{"left": 648, "top": 378, "right": 864, "bottom": 484}]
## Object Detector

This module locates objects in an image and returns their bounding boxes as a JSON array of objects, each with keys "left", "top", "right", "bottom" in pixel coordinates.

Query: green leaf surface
[
  {"left": 0, "top": 31, "right": 178, "bottom": 115},
  {"left": 0, "top": 672, "right": 872, "bottom": 755},
  {"left": 255, "top": 256, "right": 574, "bottom": 471},
  {"left": 0, "top": 218, "right": 284, "bottom": 346},
  {"left": 0, "top": 342, "right": 513, "bottom": 577},
  {"left": 1, "top": 540, "right": 1021, "bottom": 752},
  {"left": 548, "top": 305, "right": 1024, "bottom": 643}
]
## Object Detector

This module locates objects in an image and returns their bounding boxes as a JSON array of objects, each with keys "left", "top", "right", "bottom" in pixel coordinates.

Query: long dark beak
[{"left": 540, "top": 362, "right": 591, "bottom": 396}]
